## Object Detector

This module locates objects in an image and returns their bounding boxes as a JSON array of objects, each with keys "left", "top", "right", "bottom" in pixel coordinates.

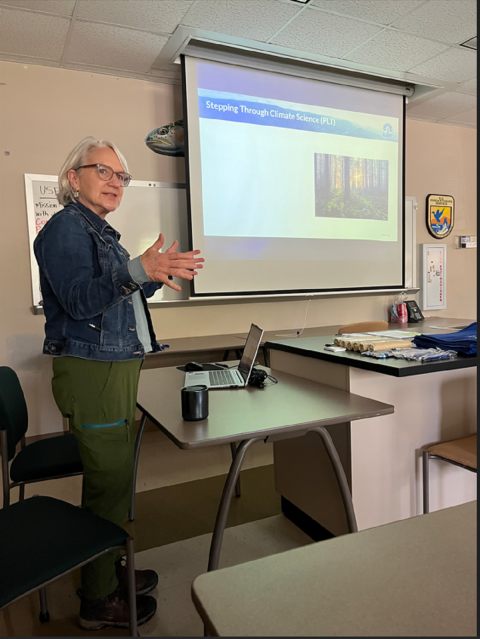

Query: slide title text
[{"left": 205, "top": 100, "right": 335, "bottom": 126}]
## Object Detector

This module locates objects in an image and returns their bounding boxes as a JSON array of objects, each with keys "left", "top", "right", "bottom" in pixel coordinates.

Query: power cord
[
  {"left": 275, "top": 298, "right": 312, "bottom": 337},
  {"left": 215, "top": 363, "right": 278, "bottom": 389},
  {"left": 248, "top": 367, "right": 278, "bottom": 389}
]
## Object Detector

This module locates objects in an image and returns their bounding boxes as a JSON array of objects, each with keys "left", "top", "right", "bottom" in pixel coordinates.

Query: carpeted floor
[{"left": 125, "top": 464, "right": 281, "bottom": 552}]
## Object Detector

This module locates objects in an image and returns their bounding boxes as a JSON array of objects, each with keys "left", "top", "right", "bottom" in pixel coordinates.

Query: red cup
[{"left": 395, "top": 302, "right": 408, "bottom": 323}]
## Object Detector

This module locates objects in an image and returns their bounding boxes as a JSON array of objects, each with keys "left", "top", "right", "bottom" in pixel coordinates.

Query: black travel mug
[{"left": 181, "top": 385, "right": 209, "bottom": 421}]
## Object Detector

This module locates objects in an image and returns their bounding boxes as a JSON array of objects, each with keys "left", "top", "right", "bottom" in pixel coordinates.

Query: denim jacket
[{"left": 34, "top": 201, "right": 162, "bottom": 361}]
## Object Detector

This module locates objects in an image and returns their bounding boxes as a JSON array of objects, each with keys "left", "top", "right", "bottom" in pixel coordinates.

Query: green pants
[{"left": 52, "top": 356, "right": 142, "bottom": 600}]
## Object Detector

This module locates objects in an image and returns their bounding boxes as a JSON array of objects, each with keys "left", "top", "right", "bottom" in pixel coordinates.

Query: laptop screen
[{"left": 238, "top": 324, "right": 264, "bottom": 382}]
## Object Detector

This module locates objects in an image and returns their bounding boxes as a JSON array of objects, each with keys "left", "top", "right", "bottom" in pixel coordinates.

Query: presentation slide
[{"left": 183, "top": 57, "right": 405, "bottom": 295}]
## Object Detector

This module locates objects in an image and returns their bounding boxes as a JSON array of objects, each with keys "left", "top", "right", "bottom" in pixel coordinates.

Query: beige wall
[
  {"left": 0, "top": 61, "right": 476, "bottom": 435},
  {"left": 405, "top": 118, "right": 476, "bottom": 318}
]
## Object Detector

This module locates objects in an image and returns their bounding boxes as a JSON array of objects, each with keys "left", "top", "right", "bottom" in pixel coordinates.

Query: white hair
[{"left": 57, "top": 137, "right": 130, "bottom": 206}]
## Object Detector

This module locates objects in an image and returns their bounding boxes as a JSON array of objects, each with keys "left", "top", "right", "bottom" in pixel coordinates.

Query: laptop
[{"left": 184, "top": 324, "right": 264, "bottom": 389}]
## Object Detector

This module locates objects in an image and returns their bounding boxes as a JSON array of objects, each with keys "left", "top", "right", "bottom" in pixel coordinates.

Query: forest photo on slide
[{"left": 314, "top": 153, "right": 389, "bottom": 220}]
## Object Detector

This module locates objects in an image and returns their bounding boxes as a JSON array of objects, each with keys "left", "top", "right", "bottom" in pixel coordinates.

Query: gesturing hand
[{"left": 141, "top": 233, "right": 204, "bottom": 291}]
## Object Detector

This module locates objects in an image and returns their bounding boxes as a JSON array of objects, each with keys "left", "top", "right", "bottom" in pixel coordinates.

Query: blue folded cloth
[{"left": 413, "top": 322, "right": 477, "bottom": 355}]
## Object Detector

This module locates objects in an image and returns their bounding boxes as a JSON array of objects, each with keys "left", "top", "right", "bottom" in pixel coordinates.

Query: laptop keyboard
[{"left": 208, "top": 369, "right": 240, "bottom": 386}]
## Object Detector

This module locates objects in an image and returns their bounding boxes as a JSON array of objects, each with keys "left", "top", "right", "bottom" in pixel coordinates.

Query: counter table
[{"left": 266, "top": 318, "right": 477, "bottom": 535}]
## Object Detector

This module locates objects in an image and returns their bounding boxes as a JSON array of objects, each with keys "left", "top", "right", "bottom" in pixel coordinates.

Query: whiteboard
[{"left": 24, "top": 175, "right": 189, "bottom": 308}]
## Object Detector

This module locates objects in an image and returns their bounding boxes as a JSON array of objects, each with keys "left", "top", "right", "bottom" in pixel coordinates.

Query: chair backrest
[
  {"left": 337, "top": 321, "right": 389, "bottom": 335},
  {"left": 0, "top": 367, "right": 29, "bottom": 462}
]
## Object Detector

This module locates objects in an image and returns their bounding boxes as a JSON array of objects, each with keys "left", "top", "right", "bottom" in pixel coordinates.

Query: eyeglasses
[{"left": 76, "top": 163, "right": 132, "bottom": 187}]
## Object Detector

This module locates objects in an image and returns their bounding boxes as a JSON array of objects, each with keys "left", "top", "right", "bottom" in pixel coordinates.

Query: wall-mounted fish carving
[{"left": 145, "top": 120, "right": 185, "bottom": 156}]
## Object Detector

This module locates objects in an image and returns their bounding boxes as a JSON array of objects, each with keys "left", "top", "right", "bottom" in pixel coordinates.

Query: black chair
[
  {"left": 422, "top": 434, "right": 477, "bottom": 514},
  {"left": 0, "top": 495, "right": 137, "bottom": 635},
  {"left": 0, "top": 366, "right": 83, "bottom": 508}
]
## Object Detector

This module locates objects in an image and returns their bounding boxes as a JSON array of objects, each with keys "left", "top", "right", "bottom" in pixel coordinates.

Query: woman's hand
[{"left": 141, "top": 233, "right": 204, "bottom": 291}]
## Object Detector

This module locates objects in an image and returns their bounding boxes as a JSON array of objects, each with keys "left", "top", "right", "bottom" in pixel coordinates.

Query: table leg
[
  {"left": 129, "top": 412, "right": 148, "bottom": 521},
  {"left": 311, "top": 426, "right": 358, "bottom": 533},
  {"left": 229, "top": 442, "right": 241, "bottom": 497},
  {"left": 261, "top": 345, "right": 270, "bottom": 367},
  {"left": 208, "top": 438, "right": 261, "bottom": 572},
  {"left": 422, "top": 450, "right": 430, "bottom": 514}
]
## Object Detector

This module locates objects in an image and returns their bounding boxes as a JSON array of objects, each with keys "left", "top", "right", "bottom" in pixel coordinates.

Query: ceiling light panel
[
  {"left": 271, "top": 9, "right": 382, "bottom": 57},
  {"left": 311, "top": 0, "right": 424, "bottom": 26}
]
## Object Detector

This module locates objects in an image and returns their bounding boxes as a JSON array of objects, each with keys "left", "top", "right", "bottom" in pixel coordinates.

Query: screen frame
[
  {"left": 238, "top": 323, "right": 264, "bottom": 383},
  {"left": 182, "top": 54, "right": 406, "bottom": 299}
]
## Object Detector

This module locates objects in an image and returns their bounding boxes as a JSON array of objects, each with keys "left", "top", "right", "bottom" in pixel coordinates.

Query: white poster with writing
[
  {"left": 24, "top": 174, "right": 189, "bottom": 309},
  {"left": 420, "top": 243, "right": 447, "bottom": 311},
  {"left": 25, "top": 174, "right": 61, "bottom": 307}
]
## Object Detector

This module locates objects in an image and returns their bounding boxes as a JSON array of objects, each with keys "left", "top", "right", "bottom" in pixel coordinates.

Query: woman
[{"left": 34, "top": 137, "right": 204, "bottom": 630}]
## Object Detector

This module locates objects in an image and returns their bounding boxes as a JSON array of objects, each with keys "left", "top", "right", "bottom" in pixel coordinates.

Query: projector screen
[{"left": 183, "top": 56, "right": 405, "bottom": 297}]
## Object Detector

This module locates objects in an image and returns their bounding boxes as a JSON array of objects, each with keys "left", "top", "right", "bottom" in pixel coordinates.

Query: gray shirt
[{"left": 127, "top": 256, "right": 154, "bottom": 354}]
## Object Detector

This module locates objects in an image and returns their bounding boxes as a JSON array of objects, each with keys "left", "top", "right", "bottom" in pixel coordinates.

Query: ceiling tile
[
  {"left": 0, "top": 6, "right": 69, "bottom": 59},
  {"left": 447, "top": 107, "right": 476, "bottom": 126},
  {"left": 409, "top": 47, "right": 476, "bottom": 82},
  {"left": 76, "top": 0, "right": 194, "bottom": 35},
  {"left": 346, "top": 29, "right": 448, "bottom": 70},
  {"left": 437, "top": 120, "right": 475, "bottom": 128},
  {"left": 182, "top": 0, "right": 301, "bottom": 42},
  {"left": 0, "top": 0, "right": 75, "bottom": 15},
  {"left": 272, "top": 9, "right": 382, "bottom": 58},
  {"left": 457, "top": 78, "right": 477, "bottom": 95},
  {"left": 310, "top": 0, "right": 424, "bottom": 26},
  {"left": 407, "top": 91, "right": 477, "bottom": 119},
  {"left": 391, "top": 0, "right": 476, "bottom": 45},
  {"left": 66, "top": 22, "right": 169, "bottom": 73},
  {"left": 406, "top": 114, "right": 437, "bottom": 123}
]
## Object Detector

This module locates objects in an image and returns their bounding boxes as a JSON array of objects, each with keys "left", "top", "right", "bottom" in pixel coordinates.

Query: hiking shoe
[
  {"left": 79, "top": 588, "right": 156, "bottom": 630},
  {"left": 116, "top": 557, "right": 159, "bottom": 595}
]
